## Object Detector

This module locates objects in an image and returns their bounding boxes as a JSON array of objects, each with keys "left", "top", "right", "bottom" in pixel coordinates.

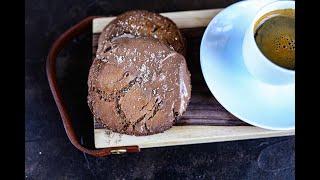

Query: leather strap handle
[{"left": 46, "top": 16, "right": 140, "bottom": 157}]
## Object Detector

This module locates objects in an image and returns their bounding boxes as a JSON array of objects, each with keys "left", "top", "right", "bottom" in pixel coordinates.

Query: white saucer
[{"left": 200, "top": 0, "right": 295, "bottom": 130}]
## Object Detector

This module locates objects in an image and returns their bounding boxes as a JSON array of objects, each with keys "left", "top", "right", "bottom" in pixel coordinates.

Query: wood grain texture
[
  {"left": 95, "top": 126, "right": 294, "bottom": 148},
  {"left": 92, "top": 9, "right": 223, "bottom": 33},
  {"left": 92, "top": 9, "right": 294, "bottom": 149}
]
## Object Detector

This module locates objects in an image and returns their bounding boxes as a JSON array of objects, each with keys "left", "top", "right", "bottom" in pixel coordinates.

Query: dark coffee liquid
[{"left": 254, "top": 9, "right": 295, "bottom": 70}]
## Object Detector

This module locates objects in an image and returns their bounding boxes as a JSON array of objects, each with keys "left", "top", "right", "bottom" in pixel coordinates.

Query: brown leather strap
[{"left": 46, "top": 16, "right": 140, "bottom": 157}]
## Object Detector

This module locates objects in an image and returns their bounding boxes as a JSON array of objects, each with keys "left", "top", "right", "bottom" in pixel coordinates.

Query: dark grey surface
[{"left": 25, "top": 0, "right": 295, "bottom": 179}]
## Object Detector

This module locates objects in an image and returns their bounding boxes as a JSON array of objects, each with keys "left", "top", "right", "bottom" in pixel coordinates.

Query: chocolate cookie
[
  {"left": 96, "top": 10, "right": 186, "bottom": 58},
  {"left": 88, "top": 36, "right": 191, "bottom": 135}
]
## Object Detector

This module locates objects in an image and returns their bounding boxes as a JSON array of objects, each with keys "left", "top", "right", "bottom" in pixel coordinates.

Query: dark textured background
[{"left": 25, "top": 0, "right": 295, "bottom": 179}]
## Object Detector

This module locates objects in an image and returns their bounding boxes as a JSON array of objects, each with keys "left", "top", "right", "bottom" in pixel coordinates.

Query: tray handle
[{"left": 46, "top": 16, "right": 140, "bottom": 157}]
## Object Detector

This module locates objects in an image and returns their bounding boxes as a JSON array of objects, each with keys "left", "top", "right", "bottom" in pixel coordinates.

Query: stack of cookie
[{"left": 87, "top": 10, "right": 191, "bottom": 136}]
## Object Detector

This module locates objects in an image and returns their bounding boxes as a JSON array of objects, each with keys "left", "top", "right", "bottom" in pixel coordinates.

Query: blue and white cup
[{"left": 242, "top": 0, "right": 295, "bottom": 85}]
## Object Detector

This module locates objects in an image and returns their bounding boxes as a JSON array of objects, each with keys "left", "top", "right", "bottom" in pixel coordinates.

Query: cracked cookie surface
[
  {"left": 96, "top": 10, "right": 186, "bottom": 58},
  {"left": 88, "top": 36, "right": 191, "bottom": 135}
]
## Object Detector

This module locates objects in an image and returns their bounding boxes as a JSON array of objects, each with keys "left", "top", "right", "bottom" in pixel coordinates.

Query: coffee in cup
[
  {"left": 254, "top": 8, "right": 295, "bottom": 70},
  {"left": 243, "top": 1, "right": 295, "bottom": 85}
]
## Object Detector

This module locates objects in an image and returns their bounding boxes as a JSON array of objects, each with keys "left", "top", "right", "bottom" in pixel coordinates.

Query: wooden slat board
[
  {"left": 92, "top": 9, "right": 295, "bottom": 149},
  {"left": 95, "top": 126, "right": 294, "bottom": 148},
  {"left": 92, "top": 9, "right": 223, "bottom": 33}
]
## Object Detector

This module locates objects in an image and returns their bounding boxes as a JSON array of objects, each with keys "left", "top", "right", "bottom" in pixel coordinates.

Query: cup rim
[{"left": 249, "top": 0, "right": 295, "bottom": 74}]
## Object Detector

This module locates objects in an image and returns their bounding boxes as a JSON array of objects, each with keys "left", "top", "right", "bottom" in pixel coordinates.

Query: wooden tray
[{"left": 92, "top": 9, "right": 294, "bottom": 149}]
